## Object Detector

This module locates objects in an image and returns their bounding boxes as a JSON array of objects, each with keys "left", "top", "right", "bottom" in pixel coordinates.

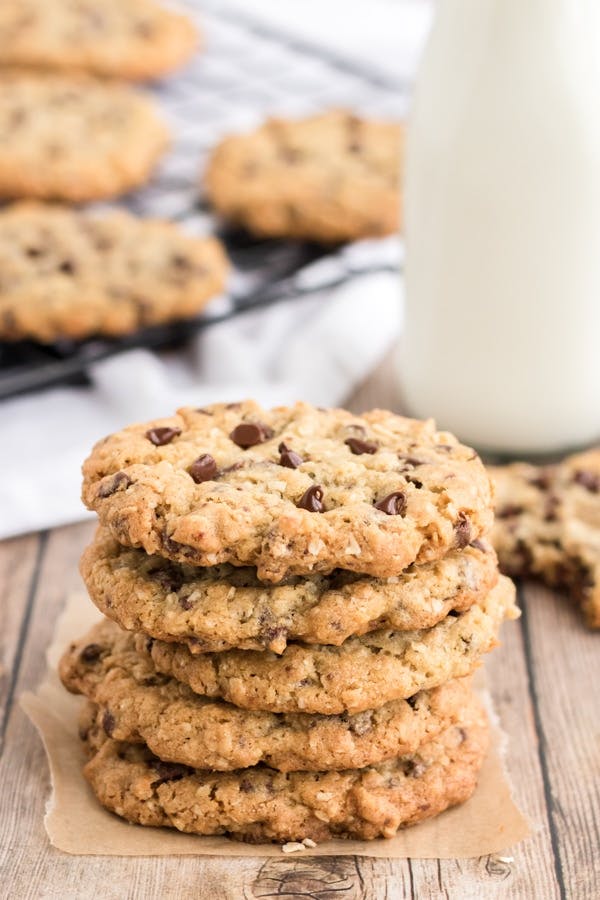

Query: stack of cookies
[{"left": 59, "top": 401, "right": 518, "bottom": 843}]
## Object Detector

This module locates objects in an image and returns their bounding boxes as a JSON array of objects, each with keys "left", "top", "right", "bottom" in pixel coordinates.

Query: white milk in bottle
[{"left": 400, "top": 0, "right": 600, "bottom": 453}]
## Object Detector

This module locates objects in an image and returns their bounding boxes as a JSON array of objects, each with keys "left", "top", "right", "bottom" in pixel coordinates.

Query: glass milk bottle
[{"left": 400, "top": 0, "right": 600, "bottom": 454}]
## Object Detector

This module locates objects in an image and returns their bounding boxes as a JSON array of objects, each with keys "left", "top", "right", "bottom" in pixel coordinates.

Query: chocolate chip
[
  {"left": 239, "top": 778, "right": 254, "bottom": 793},
  {"left": 58, "top": 260, "right": 75, "bottom": 275},
  {"left": 374, "top": 491, "right": 407, "bottom": 516},
  {"left": 529, "top": 472, "right": 552, "bottom": 490},
  {"left": 574, "top": 470, "right": 600, "bottom": 493},
  {"left": 278, "top": 442, "right": 303, "bottom": 469},
  {"left": 149, "top": 565, "right": 184, "bottom": 593},
  {"left": 496, "top": 504, "right": 523, "bottom": 519},
  {"left": 151, "top": 761, "right": 192, "bottom": 786},
  {"left": 230, "top": 422, "right": 274, "bottom": 448},
  {"left": 544, "top": 495, "right": 560, "bottom": 522},
  {"left": 102, "top": 710, "right": 115, "bottom": 737},
  {"left": 80, "top": 643, "right": 102, "bottom": 663},
  {"left": 297, "top": 485, "right": 324, "bottom": 512},
  {"left": 145, "top": 426, "right": 181, "bottom": 446},
  {"left": 348, "top": 711, "right": 373, "bottom": 736},
  {"left": 404, "top": 759, "right": 427, "bottom": 778},
  {"left": 178, "top": 594, "right": 194, "bottom": 611},
  {"left": 188, "top": 454, "right": 218, "bottom": 483},
  {"left": 399, "top": 456, "right": 425, "bottom": 467},
  {"left": 97, "top": 471, "right": 131, "bottom": 498},
  {"left": 170, "top": 254, "right": 191, "bottom": 270},
  {"left": 455, "top": 513, "right": 472, "bottom": 548},
  {"left": 469, "top": 539, "right": 487, "bottom": 552},
  {"left": 345, "top": 437, "right": 378, "bottom": 455}
]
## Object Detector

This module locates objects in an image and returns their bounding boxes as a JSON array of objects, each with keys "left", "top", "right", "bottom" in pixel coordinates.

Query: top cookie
[
  {"left": 0, "top": 0, "right": 197, "bottom": 81},
  {"left": 82, "top": 401, "right": 495, "bottom": 582},
  {"left": 490, "top": 448, "right": 600, "bottom": 628},
  {"left": 204, "top": 110, "right": 402, "bottom": 243},
  {"left": 0, "top": 203, "right": 228, "bottom": 342},
  {"left": 0, "top": 72, "right": 169, "bottom": 201}
]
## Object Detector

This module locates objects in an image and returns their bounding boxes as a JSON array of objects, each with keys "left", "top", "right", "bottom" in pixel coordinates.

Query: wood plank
[
  {"left": 521, "top": 582, "right": 600, "bottom": 900},
  {"left": 0, "top": 531, "right": 44, "bottom": 751},
  {"left": 0, "top": 520, "right": 390, "bottom": 899},
  {"left": 409, "top": 587, "right": 561, "bottom": 899}
]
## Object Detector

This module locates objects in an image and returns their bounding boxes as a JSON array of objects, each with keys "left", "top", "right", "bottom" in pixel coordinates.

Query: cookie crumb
[
  {"left": 282, "top": 841, "right": 306, "bottom": 853},
  {"left": 302, "top": 838, "right": 317, "bottom": 848}
]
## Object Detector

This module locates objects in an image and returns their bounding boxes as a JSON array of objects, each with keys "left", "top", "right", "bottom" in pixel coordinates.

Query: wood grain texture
[{"left": 0, "top": 356, "right": 598, "bottom": 899}]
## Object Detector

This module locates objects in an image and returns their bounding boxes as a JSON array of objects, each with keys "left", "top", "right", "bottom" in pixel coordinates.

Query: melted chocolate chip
[
  {"left": 102, "top": 710, "right": 115, "bottom": 737},
  {"left": 178, "top": 594, "right": 194, "bottom": 611},
  {"left": 278, "top": 442, "right": 304, "bottom": 469},
  {"left": 151, "top": 761, "right": 192, "bottom": 787},
  {"left": 188, "top": 454, "right": 218, "bottom": 483},
  {"left": 529, "top": 472, "right": 552, "bottom": 490},
  {"left": 496, "top": 504, "right": 524, "bottom": 519},
  {"left": 345, "top": 437, "right": 378, "bottom": 455},
  {"left": 374, "top": 491, "right": 407, "bottom": 516},
  {"left": 469, "top": 539, "right": 487, "bottom": 552},
  {"left": 297, "top": 485, "right": 324, "bottom": 512},
  {"left": 80, "top": 643, "right": 102, "bottom": 663},
  {"left": 97, "top": 471, "right": 131, "bottom": 498},
  {"left": 574, "top": 470, "right": 600, "bottom": 493},
  {"left": 145, "top": 426, "right": 181, "bottom": 446},
  {"left": 398, "top": 456, "right": 425, "bottom": 467},
  {"left": 404, "top": 758, "right": 427, "bottom": 778},
  {"left": 455, "top": 513, "right": 472, "bottom": 548},
  {"left": 230, "top": 422, "right": 274, "bottom": 448}
]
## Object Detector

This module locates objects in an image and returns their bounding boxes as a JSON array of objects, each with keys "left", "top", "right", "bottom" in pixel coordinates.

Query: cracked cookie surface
[
  {"left": 79, "top": 694, "right": 489, "bottom": 842},
  {"left": 490, "top": 448, "right": 600, "bottom": 628},
  {"left": 0, "top": 204, "right": 228, "bottom": 342},
  {"left": 61, "top": 617, "right": 475, "bottom": 772},
  {"left": 204, "top": 110, "right": 402, "bottom": 243},
  {"left": 0, "top": 72, "right": 169, "bottom": 201},
  {"left": 81, "top": 527, "right": 498, "bottom": 653},
  {"left": 82, "top": 401, "right": 495, "bottom": 583},
  {"left": 137, "top": 577, "right": 517, "bottom": 714},
  {"left": 0, "top": 0, "right": 197, "bottom": 81}
]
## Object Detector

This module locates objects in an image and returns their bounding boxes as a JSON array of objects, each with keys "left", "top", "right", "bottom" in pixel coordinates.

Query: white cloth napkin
[{"left": 0, "top": 272, "right": 402, "bottom": 539}]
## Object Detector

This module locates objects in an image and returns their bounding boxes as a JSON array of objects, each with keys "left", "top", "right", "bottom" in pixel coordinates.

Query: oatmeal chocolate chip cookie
[
  {"left": 0, "top": 204, "right": 228, "bottom": 342},
  {"left": 81, "top": 527, "right": 498, "bottom": 654},
  {"left": 137, "top": 577, "right": 517, "bottom": 715},
  {"left": 0, "top": 72, "right": 169, "bottom": 201},
  {"left": 204, "top": 110, "right": 402, "bottom": 243},
  {"left": 79, "top": 695, "right": 489, "bottom": 842},
  {"left": 490, "top": 448, "right": 600, "bottom": 628},
  {"left": 81, "top": 401, "right": 494, "bottom": 583},
  {"left": 61, "top": 617, "right": 476, "bottom": 772},
  {"left": 0, "top": 0, "right": 197, "bottom": 81}
]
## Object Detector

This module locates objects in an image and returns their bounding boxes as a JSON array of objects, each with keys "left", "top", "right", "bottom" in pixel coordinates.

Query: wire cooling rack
[{"left": 0, "top": 1, "right": 407, "bottom": 400}]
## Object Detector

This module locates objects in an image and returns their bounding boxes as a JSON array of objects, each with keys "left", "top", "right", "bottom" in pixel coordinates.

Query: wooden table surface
[{"left": 1, "top": 352, "right": 598, "bottom": 900}]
